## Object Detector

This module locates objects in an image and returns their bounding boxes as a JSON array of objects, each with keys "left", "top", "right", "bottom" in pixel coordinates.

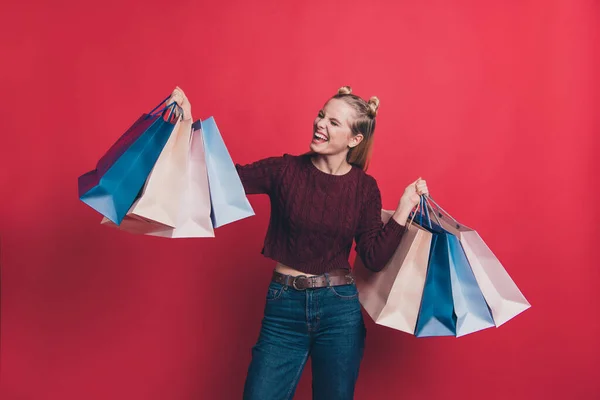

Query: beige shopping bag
[
  {"left": 126, "top": 115, "right": 187, "bottom": 227},
  {"left": 101, "top": 213, "right": 171, "bottom": 235},
  {"left": 354, "top": 210, "right": 433, "bottom": 334},
  {"left": 148, "top": 120, "right": 214, "bottom": 238}
]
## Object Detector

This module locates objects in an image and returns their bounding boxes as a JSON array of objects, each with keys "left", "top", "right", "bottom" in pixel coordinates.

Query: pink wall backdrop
[{"left": 1, "top": 0, "right": 598, "bottom": 399}]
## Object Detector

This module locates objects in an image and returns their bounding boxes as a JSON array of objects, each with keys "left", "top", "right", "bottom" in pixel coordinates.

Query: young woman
[{"left": 169, "top": 86, "right": 429, "bottom": 400}]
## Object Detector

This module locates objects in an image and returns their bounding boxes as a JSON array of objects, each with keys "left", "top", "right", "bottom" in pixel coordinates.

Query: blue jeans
[{"left": 243, "top": 279, "right": 366, "bottom": 400}]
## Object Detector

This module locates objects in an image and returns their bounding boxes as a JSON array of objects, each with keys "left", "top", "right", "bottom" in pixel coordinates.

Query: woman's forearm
[{"left": 391, "top": 202, "right": 413, "bottom": 227}]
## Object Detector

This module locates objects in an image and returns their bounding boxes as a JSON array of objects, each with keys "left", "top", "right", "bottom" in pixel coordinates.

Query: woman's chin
[{"left": 309, "top": 141, "right": 327, "bottom": 153}]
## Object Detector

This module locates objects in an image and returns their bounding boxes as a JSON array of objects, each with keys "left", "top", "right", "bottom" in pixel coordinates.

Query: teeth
[{"left": 315, "top": 133, "right": 328, "bottom": 141}]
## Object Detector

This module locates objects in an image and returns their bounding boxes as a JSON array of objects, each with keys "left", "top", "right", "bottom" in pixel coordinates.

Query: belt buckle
[
  {"left": 346, "top": 274, "right": 355, "bottom": 285},
  {"left": 292, "top": 275, "right": 308, "bottom": 291}
]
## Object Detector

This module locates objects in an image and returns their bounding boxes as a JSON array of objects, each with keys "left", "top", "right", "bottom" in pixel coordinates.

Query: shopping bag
[
  {"left": 446, "top": 229, "right": 495, "bottom": 336},
  {"left": 427, "top": 197, "right": 531, "bottom": 326},
  {"left": 79, "top": 98, "right": 179, "bottom": 224},
  {"left": 148, "top": 119, "right": 214, "bottom": 237},
  {"left": 416, "top": 197, "right": 495, "bottom": 336},
  {"left": 201, "top": 117, "right": 255, "bottom": 228},
  {"left": 78, "top": 116, "right": 157, "bottom": 196},
  {"left": 101, "top": 119, "right": 215, "bottom": 238},
  {"left": 412, "top": 198, "right": 456, "bottom": 337},
  {"left": 354, "top": 210, "right": 432, "bottom": 334},
  {"left": 77, "top": 96, "right": 172, "bottom": 199},
  {"left": 125, "top": 114, "right": 187, "bottom": 227},
  {"left": 414, "top": 228, "right": 457, "bottom": 337},
  {"left": 101, "top": 214, "right": 172, "bottom": 235}
]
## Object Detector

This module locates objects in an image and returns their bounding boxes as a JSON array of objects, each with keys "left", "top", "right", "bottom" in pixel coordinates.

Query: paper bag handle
[
  {"left": 426, "top": 196, "right": 461, "bottom": 229},
  {"left": 407, "top": 196, "right": 433, "bottom": 229}
]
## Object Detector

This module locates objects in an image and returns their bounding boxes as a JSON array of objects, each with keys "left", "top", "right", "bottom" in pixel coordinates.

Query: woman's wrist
[{"left": 392, "top": 198, "right": 414, "bottom": 226}]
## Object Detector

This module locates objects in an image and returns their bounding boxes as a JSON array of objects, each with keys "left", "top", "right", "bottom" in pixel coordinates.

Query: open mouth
[{"left": 312, "top": 132, "right": 329, "bottom": 144}]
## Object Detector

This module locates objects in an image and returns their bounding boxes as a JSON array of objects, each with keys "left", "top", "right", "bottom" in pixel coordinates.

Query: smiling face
[{"left": 310, "top": 98, "right": 364, "bottom": 156}]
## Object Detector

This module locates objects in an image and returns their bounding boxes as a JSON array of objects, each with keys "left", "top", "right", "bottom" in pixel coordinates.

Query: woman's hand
[
  {"left": 392, "top": 178, "right": 430, "bottom": 226},
  {"left": 167, "top": 86, "right": 192, "bottom": 121},
  {"left": 401, "top": 177, "right": 429, "bottom": 209}
]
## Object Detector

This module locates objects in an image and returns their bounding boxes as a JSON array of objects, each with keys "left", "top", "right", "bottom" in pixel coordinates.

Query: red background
[{"left": 1, "top": 0, "right": 599, "bottom": 399}]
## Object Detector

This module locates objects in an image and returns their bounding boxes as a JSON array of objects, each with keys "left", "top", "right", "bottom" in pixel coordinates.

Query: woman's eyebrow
[{"left": 322, "top": 111, "right": 341, "bottom": 125}]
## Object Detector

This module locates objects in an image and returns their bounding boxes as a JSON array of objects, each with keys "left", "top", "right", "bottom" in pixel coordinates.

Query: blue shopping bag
[
  {"left": 200, "top": 117, "right": 255, "bottom": 228},
  {"left": 79, "top": 98, "right": 179, "bottom": 224},
  {"left": 414, "top": 196, "right": 495, "bottom": 338},
  {"left": 414, "top": 198, "right": 457, "bottom": 337},
  {"left": 422, "top": 196, "right": 495, "bottom": 336},
  {"left": 447, "top": 232, "right": 495, "bottom": 336},
  {"left": 415, "top": 230, "right": 458, "bottom": 337}
]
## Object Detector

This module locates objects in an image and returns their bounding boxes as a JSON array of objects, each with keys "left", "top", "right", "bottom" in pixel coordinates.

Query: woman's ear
[{"left": 348, "top": 134, "right": 364, "bottom": 148}]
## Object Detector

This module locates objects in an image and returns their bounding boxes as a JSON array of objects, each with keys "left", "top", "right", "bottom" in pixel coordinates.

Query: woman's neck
[{"left": 310, "top": 153, "right": 352, "bottom": 176}]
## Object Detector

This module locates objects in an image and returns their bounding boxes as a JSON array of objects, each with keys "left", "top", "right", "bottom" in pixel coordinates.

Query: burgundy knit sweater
[{"left": 235, "top": 153, "right": 406, "bottom": 275}]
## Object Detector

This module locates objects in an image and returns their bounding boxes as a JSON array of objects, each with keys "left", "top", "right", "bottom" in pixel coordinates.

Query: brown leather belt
[{"left": 272, "top": 269, "right": 355, "bottom": 291}]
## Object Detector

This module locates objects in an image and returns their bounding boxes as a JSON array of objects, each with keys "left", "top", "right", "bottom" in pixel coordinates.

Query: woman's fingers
[
  {"left": 410, "top": 177, "right": 422, "bottom": 185},
  {"left": 415, "top": 180, "right": 429, "bottom": 196},
  {"left": 168, "top": 87, "right": 187, "bottom": 106}
]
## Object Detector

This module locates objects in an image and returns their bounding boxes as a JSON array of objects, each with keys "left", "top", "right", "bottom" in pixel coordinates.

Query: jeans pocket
[
  {"left": 328, "top": 283, "right": 359, "bottom": 299},
  {"left": 266, "top": 281, "right": 286, "bottom": 302}
]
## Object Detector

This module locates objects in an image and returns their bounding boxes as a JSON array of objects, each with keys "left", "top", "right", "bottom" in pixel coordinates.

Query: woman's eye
[{"left": 331, "top": 121, "right": 338, "bottom": 126}]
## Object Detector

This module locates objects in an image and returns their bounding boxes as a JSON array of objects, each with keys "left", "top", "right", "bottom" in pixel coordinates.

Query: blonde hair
[{"left": 331, "top": 86, "right": 379, "bottom": 171}]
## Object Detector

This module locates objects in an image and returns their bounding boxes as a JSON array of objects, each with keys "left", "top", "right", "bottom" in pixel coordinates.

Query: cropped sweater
[{"left": 235, "top": 153, "right": 406, "bottom": 274}]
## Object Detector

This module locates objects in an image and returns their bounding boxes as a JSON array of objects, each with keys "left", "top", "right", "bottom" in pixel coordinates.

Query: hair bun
[
  {"left": 338, "top": 86, "right": 353, "bottom": 95},
  {"left": 367, "top": 96, "right": 380, "bottom": 117}
]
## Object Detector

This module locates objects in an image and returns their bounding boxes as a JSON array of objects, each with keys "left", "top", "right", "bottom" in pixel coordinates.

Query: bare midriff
[{"left": 274, "top": 262, "right": 321, "bottom": 277}]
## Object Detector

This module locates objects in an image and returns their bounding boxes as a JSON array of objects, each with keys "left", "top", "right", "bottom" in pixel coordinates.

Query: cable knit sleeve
[
  {"left": 235, "top": 154, "right": 290, "bottom": 195},
  {"left": 354, "top": 175, "right": 407, "bottom": 272}
]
